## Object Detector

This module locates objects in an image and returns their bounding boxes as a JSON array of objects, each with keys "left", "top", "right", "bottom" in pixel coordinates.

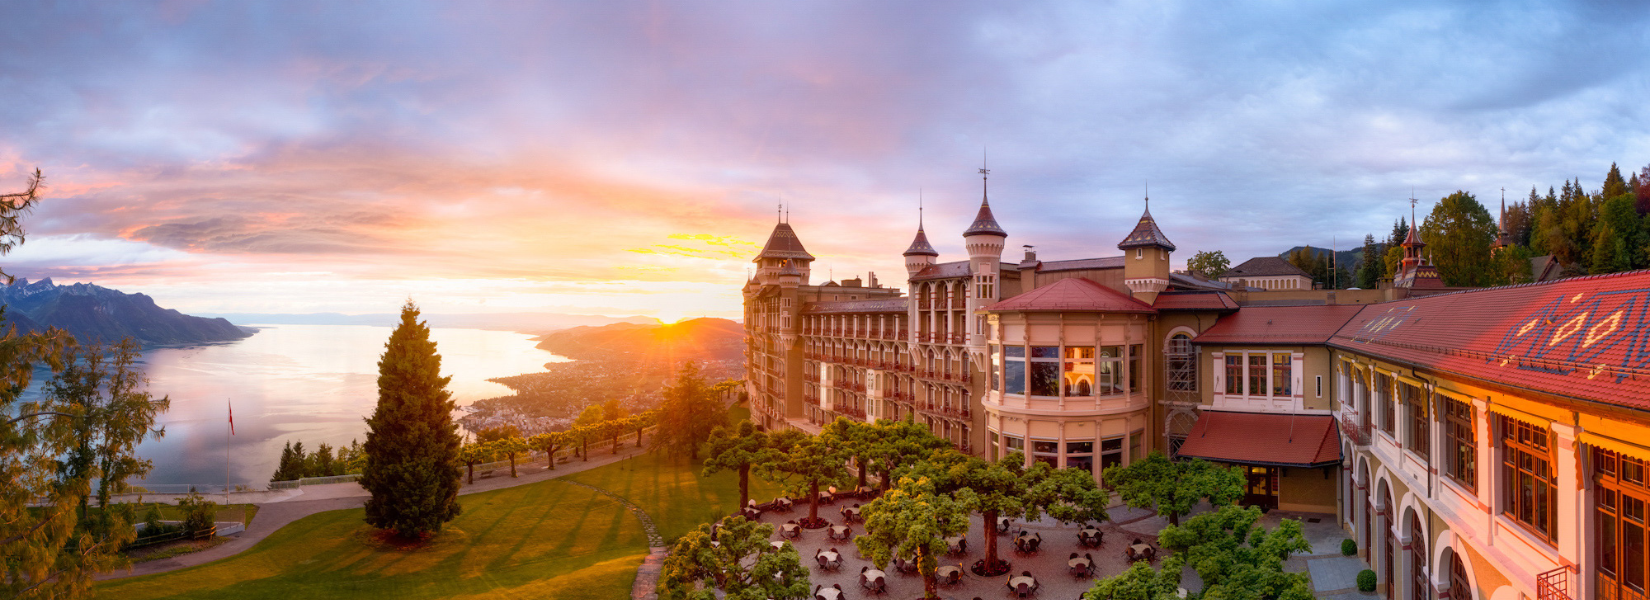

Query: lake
[{"left": 32, "top": 324, "right": 568, "bottom": 488}]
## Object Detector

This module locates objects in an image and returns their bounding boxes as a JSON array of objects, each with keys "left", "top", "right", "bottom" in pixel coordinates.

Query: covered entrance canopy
[
  {"left": 1175, "top": 411, "right": 1342, "bottom": 468},
  {"left": 1176, "top": 411, "right": 1342, "bottom": 510}
]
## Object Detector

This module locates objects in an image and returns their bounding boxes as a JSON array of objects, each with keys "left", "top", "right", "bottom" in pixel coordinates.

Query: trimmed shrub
[
  {"left": 1341, "top": 538, "right": 1357, "bottom": 556},
  {"left": 177, "top": 492, "right": 219, "bottom": 539},
  {"left": 1357, "top": 569, "right": 1377, "bottom": 592}
]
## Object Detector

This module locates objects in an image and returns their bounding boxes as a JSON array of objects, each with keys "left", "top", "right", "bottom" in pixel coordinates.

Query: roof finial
[
  {"left": 1145, "top": 180, "right": 1150, "bottom": 210},
  {"left": 919, "top": 188, "right": 925, "bottom": 230},
  {"left": 785, "top": 205, "right": 789, "bottom": 224},
  {"left": 777, "top": 198, "right": 783, "bottom": 224},
  {"left": 979, "top": 151, "right": 991, "bottom": 204}
]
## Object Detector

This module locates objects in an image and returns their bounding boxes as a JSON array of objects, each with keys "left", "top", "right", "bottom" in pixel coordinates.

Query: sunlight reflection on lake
[{"left": 34, "top": 324, "right": 568, "bottom": 486}]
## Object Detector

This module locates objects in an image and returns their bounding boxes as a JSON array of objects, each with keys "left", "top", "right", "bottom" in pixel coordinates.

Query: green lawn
[
  {"left": 95, "top": 422, "right": 777, "bottom": 598},
  {"left": 97, "top": 480, "right": 649, "bottom": 600},
  {"left": 564, "top": 451, "right": 784, "bottom": 542}
]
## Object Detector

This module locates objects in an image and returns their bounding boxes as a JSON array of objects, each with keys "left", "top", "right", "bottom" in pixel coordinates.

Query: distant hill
[
  {"left": 1277, "top": 244, "right": 1386, "bottom": 273},
  {"left": 534, "top": 317, "right": 745, "bottom": 362},
  {"left": 0, "top": 278, "right": 251, "bottom": 346},
  {"left": 198, "top": 311, "right": 657, "bottom": 332}
]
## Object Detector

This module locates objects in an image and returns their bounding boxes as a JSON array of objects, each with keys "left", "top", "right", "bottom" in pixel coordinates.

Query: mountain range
[{"left": 0, "top": 278, "right": 251, "bottom": 346}]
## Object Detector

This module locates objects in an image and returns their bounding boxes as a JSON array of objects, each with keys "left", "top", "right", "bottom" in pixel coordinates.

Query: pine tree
[
  {"left": 361, "top": 301, "right": 463, "bottom": 539},
  {"left": 1355, "top": 234, "right": 1380, "bottom": 289}
]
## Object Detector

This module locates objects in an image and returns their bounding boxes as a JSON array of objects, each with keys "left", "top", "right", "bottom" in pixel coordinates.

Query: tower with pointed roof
[
  {"left": 1394, "top": 203, "right": 1444, "bottom": 288},
  {"left": 904, "top": 208, "right": 939, "bottom": 278},
  {"left": 1118, "top": 196, "right": 1175, "bottom": 304},
  {"left": 963, "top": 166, "right": 1007, "bottom": 345},
  {"left": 754, "top": 219, "right": 814, "bottom": 286}
]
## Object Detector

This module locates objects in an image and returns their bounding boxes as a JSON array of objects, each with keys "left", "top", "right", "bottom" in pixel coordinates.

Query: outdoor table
[
  {"left": 776, "top": 498, "right": 794, "bottom": 510},
  {"left": 1016, "top": 532, "right": 1040, "bottom": 551},
  {"left": 936, "top": 565, "right": 962, "bottom": 584},
  {"left": 816, "top": 586, "right": 843, "bottom": 600},
  {"left": 945, "top": 535, "right": 967, "bottom": 553},
  {"left": 996, "top": 516, "right": 1011, "bottom": 532},
  {"left": 1128, "top": 543, "right": 1153, "bottom": 561},
  {"left": 828, "top": 525, "right": 851, "bottom": 540},
  {"left": 1068, "top": 556, "right": 1091, "bottom": 570},
  {"left": 819, "top": 550, "right": 841, "bottom": 567},
  {"left": 862, "top": 568, "right": 887, "bottom": 584},
  {"left": 1079, "top": 527, "right": 1101, "bottom": 542},
  {"left": 841, "top": 506, "right": 861, "bottom": 521},
  {"left": 771, "top": 541, "right": 786, "bottom": 551},
  {"left": 780, "top": 523, "right": 800, "bottom": 538},
  {"left": 1009, "top": 575, "right": 1038, "bottom": 597}
]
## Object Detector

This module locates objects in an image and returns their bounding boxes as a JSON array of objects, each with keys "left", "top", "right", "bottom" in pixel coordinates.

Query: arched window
[
  {"left": 1410, "top": 514, "right": 1429, "bottom": 600},
  {"left": 1449, "top": 552, "right": 1471, "bottom": 600}
]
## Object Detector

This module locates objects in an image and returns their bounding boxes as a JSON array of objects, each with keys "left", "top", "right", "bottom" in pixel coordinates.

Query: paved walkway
[{"left": 100, "top": 439, "right": 656, "bottom": 581}]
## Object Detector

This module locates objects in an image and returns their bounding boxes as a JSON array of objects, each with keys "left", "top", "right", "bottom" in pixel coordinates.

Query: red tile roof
[
  {"left": 1193, "top": 305, "right": 1364, "bottom": 345},
  {"left": 983, "top": 277, "right": 1155, "bottom": 314},
  {"left": 1153, "top": 291, "right": 1240, "bottom": 311},
  {"left": 1329, "top": 270, "right": 1650, "bottom": 409},
  {"left": 1175, "top": 411, "right": 1342, "bottom": 467},
  {"left": 911, "top": 260, "right": 971, "bottom": 281}
]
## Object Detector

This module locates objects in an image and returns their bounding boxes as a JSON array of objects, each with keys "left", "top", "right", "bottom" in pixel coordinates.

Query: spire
[
  {"left": 904, "top": 193, "right": 938, "bottom": 256},
  {"left": 1404, "top": 193, "right": 1424, "bottom": 248},
  {"left": 1118, "top": 196, "right": 1176, "bottom": 251},
  {"left": 963, "top": 162, "right": 1007, "bottom": 237}
]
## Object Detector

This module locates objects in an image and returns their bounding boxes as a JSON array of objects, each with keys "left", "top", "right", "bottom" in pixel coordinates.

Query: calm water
[{"left": 31, "top": 324, "right": 567, "bottom": 487}]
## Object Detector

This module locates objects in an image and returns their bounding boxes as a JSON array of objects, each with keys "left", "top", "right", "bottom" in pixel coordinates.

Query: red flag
[{"left": 228, "top": 399, "right": 235, "bottom": 435}]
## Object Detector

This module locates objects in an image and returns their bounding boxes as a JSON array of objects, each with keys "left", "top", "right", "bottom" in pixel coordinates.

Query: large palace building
[{"left": 741, "top": 172, "right": 1650, "bottom": 600}]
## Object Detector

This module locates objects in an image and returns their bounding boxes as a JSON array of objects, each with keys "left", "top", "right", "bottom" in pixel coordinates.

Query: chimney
[
  {"left": 1023, "top": 245, "right": 1037, "bottom": 262},
  {"left": 868, "top": 272, "right": 878, "bottom": 288}
]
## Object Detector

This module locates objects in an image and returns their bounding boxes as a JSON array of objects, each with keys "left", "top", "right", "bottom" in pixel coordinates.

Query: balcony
[
  {"left": 1338, "top": 417, "right": 1372, "bottom": 446},
  {"left": 1536, "top": 566, "right": 1572, "bottom": 600}
]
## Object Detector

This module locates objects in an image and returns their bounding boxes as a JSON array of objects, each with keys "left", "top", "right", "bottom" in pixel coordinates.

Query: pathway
[
  {"left": 99, "top": 438, "right": 655, "bottom": 581},
  {"left": 562, "top": 480, "right": 667, "bottom": 600}
]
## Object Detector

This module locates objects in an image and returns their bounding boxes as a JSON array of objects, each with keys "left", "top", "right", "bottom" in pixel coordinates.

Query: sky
[{"left": 3, "top": 1, "right": 1649, "bottom": 323}]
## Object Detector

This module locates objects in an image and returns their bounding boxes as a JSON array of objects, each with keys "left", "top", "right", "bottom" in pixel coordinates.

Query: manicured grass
[
  {"left": 96, "top": 480, "right": 649, "bottom": 600},
  {"left": 97, "top": 405, "right": 771, "bottom": 599},
  {"left": 564, "top": 451, "right": 785, "bottom": 542}
]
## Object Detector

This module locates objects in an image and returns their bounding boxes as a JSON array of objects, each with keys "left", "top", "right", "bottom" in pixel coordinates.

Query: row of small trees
[
  {"left": 673, "top": 414, "right": 1313, "bottom": 600},
  {"left": 456, "top": 412, "right": 656, "bottom": 483}
]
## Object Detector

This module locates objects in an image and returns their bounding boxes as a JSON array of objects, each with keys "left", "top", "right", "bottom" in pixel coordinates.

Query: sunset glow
[{"left": 5, "top": 2, "right": 1649, "bottom": 320}]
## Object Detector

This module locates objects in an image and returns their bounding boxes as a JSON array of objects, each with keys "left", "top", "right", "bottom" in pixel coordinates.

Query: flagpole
[{"left": 227, "top": 398, "right": 233, "bottom": 506}]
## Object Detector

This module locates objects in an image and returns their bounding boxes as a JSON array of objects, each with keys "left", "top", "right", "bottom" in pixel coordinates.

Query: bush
[
  {"left": 177, "top": 493, "right": 219, "bottom": 539},
  {"left": 1341, "top": 538, "right": 1357, "bottom": 556},
  {"left": 1357, "top": 569, "right": 1377, "bottom": 592}
]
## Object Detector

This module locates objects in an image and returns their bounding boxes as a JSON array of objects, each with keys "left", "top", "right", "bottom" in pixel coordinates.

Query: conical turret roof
[
  {"left": 1403, "top": 223, "right": 1425, "bottom": 249},
  {"left": 778, "top": 258, "right": 802, "bottom": 277},
  {"left": 963, "top": 198, "right": 1007, "bottom": 237},
  {"left": 904, "top": 226, "right": 938, "bottom": 256},
  {"left": 1117, "top": 203, "right": 1176, "bottom": 251},
  {"left": 754, "top": 222, "right": 815, "bottom": 262}
]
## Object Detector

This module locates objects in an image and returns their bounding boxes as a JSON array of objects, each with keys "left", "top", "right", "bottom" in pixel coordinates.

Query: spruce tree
[{"left": 361, "top": 301, "right": 462, "bottom": 539}]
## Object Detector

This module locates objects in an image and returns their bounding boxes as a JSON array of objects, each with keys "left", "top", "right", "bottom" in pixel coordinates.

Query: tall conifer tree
[{"left": 361, "top": 301, "right": 462, "bottom": 539}]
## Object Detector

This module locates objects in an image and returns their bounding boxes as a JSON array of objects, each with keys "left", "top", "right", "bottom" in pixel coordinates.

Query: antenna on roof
[
  {"left": 919, "top": 188, "right": 924, "bottom": 229},
  {"left": 777, "top": 197, "right": 783, "bottom": 224},
  {"left": 1145, "top": 180, "right": 1150, "bottom": 209}
]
